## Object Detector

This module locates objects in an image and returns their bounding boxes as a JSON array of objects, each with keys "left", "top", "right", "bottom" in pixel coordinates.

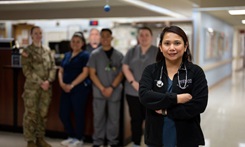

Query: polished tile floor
[
  {"left": 201, "top": 69, "right": 245, "bottom": 147},
  {"left": 0, "top": 69, "right": 244, "bottom": 147}
]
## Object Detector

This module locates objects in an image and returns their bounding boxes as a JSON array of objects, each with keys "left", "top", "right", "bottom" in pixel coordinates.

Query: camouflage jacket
[{"left": 21, "top": 44, "right": 56, "bottom": 89}]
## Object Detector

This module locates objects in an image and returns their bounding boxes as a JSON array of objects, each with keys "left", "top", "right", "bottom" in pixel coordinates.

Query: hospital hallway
[
  {"left": 0, "top": 69, "right": 244, "bottom": 147},
  {"left": 201, "top": 68, "right": 245, "bottom": 147}
]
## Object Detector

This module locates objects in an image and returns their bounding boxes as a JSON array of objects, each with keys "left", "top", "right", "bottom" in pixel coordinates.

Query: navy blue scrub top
[
  {"left": 162, "top": 77, "right": 177, "bottom": 147},
  {"left": 61, "top": 50, "right": 90, "bottom": 86}
]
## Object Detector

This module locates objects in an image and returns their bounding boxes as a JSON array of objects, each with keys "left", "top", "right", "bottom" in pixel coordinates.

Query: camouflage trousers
[{"left": 22, "top": 87, "right": 52, "bottom": 141}]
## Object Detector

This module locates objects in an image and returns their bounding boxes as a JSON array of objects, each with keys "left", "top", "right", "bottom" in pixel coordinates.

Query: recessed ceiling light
[{"left": 228, "top": 10, "right": 245, "bottom": 15}]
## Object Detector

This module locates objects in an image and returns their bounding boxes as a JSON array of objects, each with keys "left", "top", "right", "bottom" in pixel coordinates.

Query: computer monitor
[
  {"left": 59, "top": 40, "right": 71, "bottom": 54},
  {"left": 0, "top": 38, "right": 15, "bottom": 49},
  {"left": 49, "top": 40, "right": 71, "bottom": 54},
  {"left": 49, "top": 41, "right": 60, "bottom": 53}
]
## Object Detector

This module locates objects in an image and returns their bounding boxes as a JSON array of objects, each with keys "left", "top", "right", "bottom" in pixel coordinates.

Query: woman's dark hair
[
  {"left": 72, "top": 31, "right": 86, "bottom": 50},
  {"left": 156, "top": 25, "right": 192, "bottom": 62},
  {"left": 30, "top": 26, "right": 41, "bottom": 34}
]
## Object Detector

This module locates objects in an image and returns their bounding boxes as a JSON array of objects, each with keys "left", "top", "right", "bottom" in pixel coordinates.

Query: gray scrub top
[
  {"left": 122, "top": 45, "right": 158, "bottom": 96},
  {"left": 87, "top": 47, "right": 124, "bottom": 100}
]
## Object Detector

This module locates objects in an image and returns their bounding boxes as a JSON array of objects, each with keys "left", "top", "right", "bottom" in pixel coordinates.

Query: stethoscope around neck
[{"left": 156, "top": 64, "right": 188, "bottom": 89}]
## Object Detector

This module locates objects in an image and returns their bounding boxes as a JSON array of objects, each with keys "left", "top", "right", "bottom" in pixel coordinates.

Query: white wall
[
  {"left": 3, "top": 19, "right": 141, "bottom": 55},
  {"left": 111, "top": 25, "right": 137, "bottom": 55},
  {"left": 193, "top": 12, "right": 234, "bottom": 87},
  {"left": 4, "top": 19, "right": 114, "bottom": 47},
  {"left": 232, "top": 29, "right": 245, "bottom": 71}
]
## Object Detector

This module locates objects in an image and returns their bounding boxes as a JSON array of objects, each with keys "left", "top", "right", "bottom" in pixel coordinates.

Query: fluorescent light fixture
[
  {"left": 228, "top": 10, "right": 245, "bottom": 15},
  {"left": 242, "top": 20, "right": 245, "bottom": 24},
  {"left": 0, "top": 0, "right": 86, "bottom": 4},
  {"left": 122, "top": 0, "right": 185, "bottom": 18},
  {"left": 207, "top": 28, "right": 213, "bottom": 33}
]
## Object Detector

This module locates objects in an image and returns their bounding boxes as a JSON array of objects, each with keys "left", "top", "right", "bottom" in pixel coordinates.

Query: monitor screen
[
  {"left": 49, "top": 40, "right": 71, "bottom": 54},
  {"left": 49, "top": 41, "right": 60, "bottom": 53},
  {"left": 0, "top": 38, "right": 15, "bottom": 49},
  {"left": 59, "top": 41, "right": 71, "bottom": 54}
]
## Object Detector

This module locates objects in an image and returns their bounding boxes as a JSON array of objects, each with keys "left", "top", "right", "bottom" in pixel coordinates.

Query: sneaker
[
  {"left": 61, "top": 138, "right": 74, "bottom": 146},
  {"left": 68, "top": 140, "right": 83, "bottom": 147},
  {"left": 108, "top": 145, "right": 119, "bottom": 147},
  {"left": 133, "top": 144, "right": 140, "bottom": 147}
]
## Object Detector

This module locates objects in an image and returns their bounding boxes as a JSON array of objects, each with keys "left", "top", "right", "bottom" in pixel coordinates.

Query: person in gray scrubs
[
  {"left": 87, "top": 28, "right": 124, "bottom": 147},
  {"left": 122, "top": 26, "right": 158, "bottom": 147}
]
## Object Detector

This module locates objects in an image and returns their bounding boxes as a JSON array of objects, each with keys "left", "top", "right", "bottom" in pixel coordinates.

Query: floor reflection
[
  {"left": 201, "top": 69, "right": 245, "bottom": 147},
  {"left": 0, "top": 69, "right": 244, "bottom": 147}
]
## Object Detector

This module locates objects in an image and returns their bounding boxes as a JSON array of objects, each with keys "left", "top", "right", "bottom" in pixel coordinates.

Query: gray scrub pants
[{"left": 92, "top": 97, "right": 121, "bottom": 146}]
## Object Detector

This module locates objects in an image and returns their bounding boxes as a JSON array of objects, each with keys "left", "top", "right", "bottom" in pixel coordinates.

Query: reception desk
[{"left": 0, "top": 49, "right": 132, "bottom": 146}]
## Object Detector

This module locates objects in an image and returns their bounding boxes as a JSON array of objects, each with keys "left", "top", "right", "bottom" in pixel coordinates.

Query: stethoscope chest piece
[
  {"left": 156, "top": 66, "right": 164, "bottom": 88},
  {"left": 156, "top": 80, "right": 164, "bottom": 88},
  {"left": 156, "top": 64, "right": 188, "bottom": 89}
]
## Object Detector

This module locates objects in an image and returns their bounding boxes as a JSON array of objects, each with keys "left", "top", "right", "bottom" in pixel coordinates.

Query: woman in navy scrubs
[{"left": 58, "top": 32, "right": 90, "bottom": 147}]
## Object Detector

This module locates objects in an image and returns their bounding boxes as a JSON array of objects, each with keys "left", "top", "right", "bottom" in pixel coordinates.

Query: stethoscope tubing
[{"left": 156, "top": 64, "right": 188, "bottom": 89}]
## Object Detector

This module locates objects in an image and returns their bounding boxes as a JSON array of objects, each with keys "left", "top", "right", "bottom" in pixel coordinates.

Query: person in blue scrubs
[{"left": 58, "top": 32, "right": 91, "bottom": 147}]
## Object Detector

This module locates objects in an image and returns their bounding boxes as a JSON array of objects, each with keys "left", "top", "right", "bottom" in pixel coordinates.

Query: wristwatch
[{"left": 110, "top": 84, "right": 116, "bottom": 89}]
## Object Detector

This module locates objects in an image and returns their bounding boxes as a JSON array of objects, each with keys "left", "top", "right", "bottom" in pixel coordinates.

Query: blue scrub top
[
  {"left": 61, "top": 50, "right": 90, "bottom": 87},
  {"left": 162, "top": 77, "right": 177, "bottom": 147}
]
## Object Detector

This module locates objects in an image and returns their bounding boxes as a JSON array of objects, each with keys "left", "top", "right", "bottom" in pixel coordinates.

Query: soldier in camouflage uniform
[{"left": 21, "top": 26, "right": 56, "bottom": 147}]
